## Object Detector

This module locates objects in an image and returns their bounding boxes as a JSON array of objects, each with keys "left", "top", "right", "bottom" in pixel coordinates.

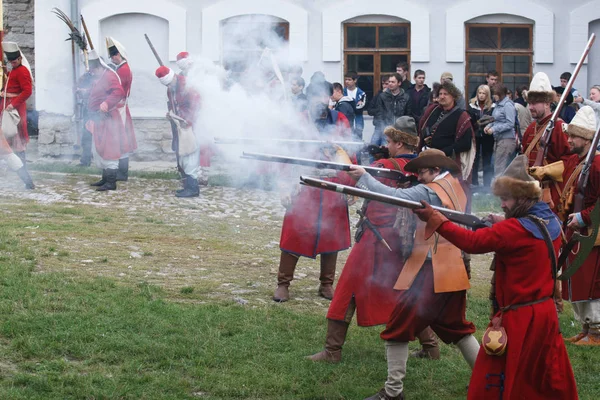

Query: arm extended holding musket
[
  {"left": 242, "top": 152, "right": 417, "bottom": 183},
  {"left": 534, "top": 33, "right": 596, "bottom": 166},
  {"left": 300, "top": 176, "right": 491, "bottom": 230},
  {"left": 215, "top": 136, "right": 365, "bottom": 147}
]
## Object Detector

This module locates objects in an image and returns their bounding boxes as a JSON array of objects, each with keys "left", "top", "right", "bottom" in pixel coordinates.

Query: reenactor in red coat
[
  {"left": 155, "top": 66, "right": 201, "bottom": 197},
  {"left": 0, "top": 41, "right": 34, "bottom": 189},
  {"left": 308, "top": 117, "right": 443, "bottom": 363},
  {"left": 85, "top": 50, "right": 127, "bottom": 191},
  {"left": 416, "top": 155, "right": 578, "bottom": 400},
  {"left": 273, "top": 84, "right": 352, "bottom": 302},
  {"left": 350, "top": 149, "right": 479, "bottom": 400},
  {"left": 526, "top": 71, "right": 572, "bottom": 314},
  {"left": 558, "top": 106, "right": 600, "bottom": 346},
  {"left": 107, "top": 37, "right": 137, "bottom": 182}
]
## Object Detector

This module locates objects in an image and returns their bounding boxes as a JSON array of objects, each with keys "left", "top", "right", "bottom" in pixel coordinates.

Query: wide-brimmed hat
[
  {"left": 384, "top": 116, "right": 419, "bottom": 147},
  {"left": 404, "top": 149, "right": 461, "bottom": 175},
  {"left": 492, "top": 155, "right": 541, "bottom": 200},
  {"left": 566, "top": 105, "right": 597, "bottom": 140}
]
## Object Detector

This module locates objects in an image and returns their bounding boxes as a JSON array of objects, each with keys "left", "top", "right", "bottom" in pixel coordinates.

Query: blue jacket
[
  {"left": 344, "top": 86, "right": 366, "bottom": 130},
  {"left": 490, "top": 97, "right": 516, "bottom": 141}
]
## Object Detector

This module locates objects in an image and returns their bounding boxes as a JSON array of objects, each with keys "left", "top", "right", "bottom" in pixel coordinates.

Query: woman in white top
[{"left": 574, "top": 85, "right": 600, "bottom": 129}]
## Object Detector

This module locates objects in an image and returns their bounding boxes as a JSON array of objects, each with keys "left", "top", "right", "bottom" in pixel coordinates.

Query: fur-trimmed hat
[
  {"left": 404, "top": 149, "right": 461, "bottom": 175},
  {"left": 492, "top": 155, "right": 541, "bottom": 200},
  {"left": 439, "top": 80, "right": 462, "bottom": 100},
  {"left": 384, "top": 116, "right": 419, "bottom": 147},
  {"left": 526, "top": 72, "right": 554, "bottom": 104},
  {"left": 566, "top": 105, "right": 597, "bottom": 140},
  {"left": 155, "top": 66, "right": 175, "bottom": 86}
]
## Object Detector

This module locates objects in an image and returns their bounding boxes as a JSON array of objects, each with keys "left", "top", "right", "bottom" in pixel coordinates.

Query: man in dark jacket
[
  {"left": 371, "top": 73, "right": 412, "bottom": 145},
  {"left": 331, "top": 82, "right": 355, "bottom": 130},
  {"left": 405, "top": 69, "right": 430, "bottom": 124}
]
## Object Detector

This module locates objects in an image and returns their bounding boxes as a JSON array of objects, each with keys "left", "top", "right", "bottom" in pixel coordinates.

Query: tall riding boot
[
  {"left": 307, "top": 319, "right": 349, "bottom": 363},
  {"left": 91, "top": 169, "right": 107, "bottom": 187},
  {"left": 116, "top": 157, "right": 129, "bottom": 182},
  {"left": 97, "top": 168, "right": 117, "bottom": 191},
  {"left": 16, "top": 166, "right": 35, "bottom": 189},
  {"left": 176, "top": 175, "right": 199, "bottom": 197},
  {"left": 273, "top": 251, "right": 299, "bottom": 302},
  {"left": 411, "top": 327, "right": 440, "bottom": 360},
  {"left": 319, "top": 252, "right": 338, "bottom": 300}
]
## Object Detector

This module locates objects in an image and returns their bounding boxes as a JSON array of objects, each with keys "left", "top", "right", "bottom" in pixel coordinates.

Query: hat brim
[{"left": 404, "top": 153, "right": 461, "bottom": 175}]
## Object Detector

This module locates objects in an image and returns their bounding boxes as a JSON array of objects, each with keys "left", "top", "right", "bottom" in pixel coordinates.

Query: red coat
[
  {"left": 327, "top": 156, "right": 414, "bottom": 326},
  {"left": 562, "top": 153, "right": 600, "bottom": 302},
  {"left": 115, "top": 62, "right": 137, "bottom": 154},
  {"left": 279, "top": 111, "right": 352, "bottom": 257},
  {"left": 87, "top": 69, "right": 126, "bottom": 160},
  {"left": 436, "top": 219, "right": 578, "bottom": 400},
  {"left": 1, "top": 64, "right": 33, "bottom": 149},
  {"left": 522, "top": 114, "right": 570, "bottom": 209}
]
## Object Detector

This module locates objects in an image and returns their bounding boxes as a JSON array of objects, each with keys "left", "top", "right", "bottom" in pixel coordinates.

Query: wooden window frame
[
  {"left": 343, "top": 23, "right": 411, "bottom": 99},
  {"left": 465, "top": 23, "right": 533, "bottom": 95}
]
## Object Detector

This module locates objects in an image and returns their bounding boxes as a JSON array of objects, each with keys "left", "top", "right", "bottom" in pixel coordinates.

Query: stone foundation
[{"left": 36, "top": 112, "right": 177, "bottom": 161}]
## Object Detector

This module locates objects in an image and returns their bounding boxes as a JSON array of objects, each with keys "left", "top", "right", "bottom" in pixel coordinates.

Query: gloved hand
[
  {"left": 528, "top": 161, "right": 564, "bottom": 182},
  {"left": 413, "top": 200, "right": 449, "bottom": 239}
]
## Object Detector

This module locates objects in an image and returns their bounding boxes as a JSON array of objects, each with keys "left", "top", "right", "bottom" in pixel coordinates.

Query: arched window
[{"left": 465, "top": 16, "right": 533, "bottom": 97}]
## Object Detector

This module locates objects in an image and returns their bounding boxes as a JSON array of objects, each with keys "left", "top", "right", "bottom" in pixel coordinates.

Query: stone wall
[
  {"left": 3, "top": 0, "right": 35, "bottom": 80},
  {"left": 37, "top": 113, "right": 177, "bottom": 162}
]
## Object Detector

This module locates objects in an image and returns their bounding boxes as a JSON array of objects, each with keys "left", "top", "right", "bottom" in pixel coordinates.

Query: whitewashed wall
[{"left": 34, "top": 0, "right": 600, "bottom": 128}]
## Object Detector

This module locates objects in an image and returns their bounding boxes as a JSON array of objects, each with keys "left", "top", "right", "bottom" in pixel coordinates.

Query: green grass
[{"left": 0, "top": 173, "right": 598, "bottom": 399}]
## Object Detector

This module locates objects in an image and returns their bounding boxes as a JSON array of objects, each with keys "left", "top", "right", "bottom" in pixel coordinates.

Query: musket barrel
[
  {"left": 299, "top": 176, "right": 491, "bottom": 229},
  {"left": 242, "top": 152, "right": 410, "bottom": 182}
]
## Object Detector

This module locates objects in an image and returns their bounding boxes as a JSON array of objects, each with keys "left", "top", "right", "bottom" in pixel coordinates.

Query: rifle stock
[
  {"left": 144, "top": 34, "right": 164, "bottom": 67},
  {"left": 242, "top": 152, "right": 416, "bottom": 183},
  {"left": 299, "top": 176, "right": 491, "bottom": 230},
  {"left": 535, "top": 33, "right": 596, "bottom": 166}
]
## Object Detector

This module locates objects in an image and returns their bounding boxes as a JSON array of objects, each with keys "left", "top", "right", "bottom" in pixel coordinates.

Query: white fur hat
[
  {"left": 567, "top": 105, "right": 597, "bottom": 140},
  {"left": 526, "top": 72, "right": 554, "bottom": 104}
]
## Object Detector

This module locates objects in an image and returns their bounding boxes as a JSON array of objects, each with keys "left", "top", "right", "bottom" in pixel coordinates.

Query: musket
[
  {"left": 556, "top": 126, "right": 600, "bottom": 279},
  {"left": 216, "top": 136, "right": 365, "bottom": 147},
  {"left": 534, "top": 33, "right": 595, "bottom": 166},
  {"left": 144, "top": 34, "right": 164, "bottom": 67},
  {"left": 242, "top": 152, "right": 417, "bottom": 183},
  {"left": 80, "top": 14, "right": 94, "bottom": 50},
  {"left": 300, "top": 176, "right": 492, "bottom": 230}
]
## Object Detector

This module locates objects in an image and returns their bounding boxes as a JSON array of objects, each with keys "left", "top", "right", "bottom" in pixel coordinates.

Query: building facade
[{"left": 32, "top": 0, "right": 600, "bottom": 158}]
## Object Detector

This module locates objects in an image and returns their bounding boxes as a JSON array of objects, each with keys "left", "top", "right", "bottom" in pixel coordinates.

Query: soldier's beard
[{"left": 504, "top": 198, "right": 538, "bottom": 219}]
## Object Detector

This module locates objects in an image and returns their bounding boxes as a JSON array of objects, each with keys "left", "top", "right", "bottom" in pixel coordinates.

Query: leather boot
[
  {"left": 410, "top": 327, "right": 440, "bottom": 360},
  {"left": 91, "top": 170, "right": 107, "bottom": 187},
  {"left": 307, "top": 319, "right": 349, "bottom": 363},
  {"left": 97, "top": 168, "right": 117, "bottom": 191},
  {"left": 16, "top": 166, "right": 35, "bottom": 190},
  {"left": 116, "top": 157, "right": 129, "bottom": 182},
  {"left": 176, "top": 176, "right": 200, "bottom": 197},
  {"left": 273, "top": 251, "right": 299, "bottom": 302},
  {"left": 319, "top": 252, "right": 338, "bottom": 300}
]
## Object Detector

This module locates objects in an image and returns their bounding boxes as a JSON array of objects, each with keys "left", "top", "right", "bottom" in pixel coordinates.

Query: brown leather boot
[
  {"left": 410, "top": 327, "right": 440, "bottom": 360},
  {"left": 307, "top": 319, "right": 349, "bottom": 363},
  {"left": 272, "top": 251, "right": 299, "bottom": 302},
  {"left": 318, "top": 252, "right": 338, "bottom": 300}
]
